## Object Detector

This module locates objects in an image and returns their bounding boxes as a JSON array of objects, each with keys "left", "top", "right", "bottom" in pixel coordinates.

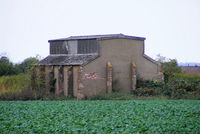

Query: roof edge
[
  {"left": 48, "top": 34, "right": 145, "bottom": 42},
  {"left": 143, "top": 54, "right": 158, "bottom": 64}
]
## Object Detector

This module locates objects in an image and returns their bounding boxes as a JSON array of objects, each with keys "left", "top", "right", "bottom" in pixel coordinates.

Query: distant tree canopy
[
  {"left": 15, "top": 57, "right": 39, "bottom": 73},
  {"left": 0, "top": 56, "right": 17, "bottom": 76},
  {"left": 0, "top": 56, "right": 39, "bottom": 76}
]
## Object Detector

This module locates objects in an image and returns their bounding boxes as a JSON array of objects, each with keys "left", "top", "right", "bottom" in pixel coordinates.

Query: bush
[
  {"left": 164, "top": 73, "right": 200, "bottom": 99},
  {"left": 133, "top": 88, "right": 162, "bottom": 96},
  {"left": 136, "top": 79, "right": 164, "bottom": 89},
  {"left": 134, "top": 76, "right": 200, "bottom": 99},
  {"left": 173, "top": 73, "right": 200, "bottom": 92},
  {"left": 133, "top": 79, "right": 164, "bottom": 96}
]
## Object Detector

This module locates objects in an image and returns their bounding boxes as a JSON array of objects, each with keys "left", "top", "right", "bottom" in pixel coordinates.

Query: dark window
[
  {"left": 78, "top": 39, "right": 98, "bottom": 54},
  {"left": 50, "top": 41, "right": 68, "bottom": 54}
]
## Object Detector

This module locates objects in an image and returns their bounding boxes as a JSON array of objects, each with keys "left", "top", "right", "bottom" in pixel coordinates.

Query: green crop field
[{"left": 0, "top": 100, "right": 200, "bottom": 133}]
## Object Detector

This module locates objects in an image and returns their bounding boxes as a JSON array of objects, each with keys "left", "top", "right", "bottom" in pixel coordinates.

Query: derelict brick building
[{"left": 38, "top": 34, "right": 163, "bottom": 98}]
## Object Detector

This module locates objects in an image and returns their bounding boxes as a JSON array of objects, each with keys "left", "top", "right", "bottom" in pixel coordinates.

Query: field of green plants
[{"left": 0, "top": 100, "right": 200, "bottom": 133}]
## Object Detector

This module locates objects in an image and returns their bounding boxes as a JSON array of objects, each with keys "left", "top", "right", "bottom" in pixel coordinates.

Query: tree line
[{"left": 0, "top": 56, "right": 39, "bottom": 76}]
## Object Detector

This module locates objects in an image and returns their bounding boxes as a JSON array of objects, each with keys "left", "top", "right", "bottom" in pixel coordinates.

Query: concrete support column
[
  {"left": 73, "top": 67, "right": 78, "bottom": 97},
  {"left": 54, "top": 66, "right": 60, "bottom": 95},
  {"left": 106, "top": 62, "right": 112, "bottom": 93},
  {"left": 76, "top": 66, "right": 85, "bottom": 100},
  {"left": 45, "top": 66, "right": 53, "bottom": 92},
  {"left": 58, "top": 66, "right": 64, "bottom": 95},
  {"left": 77, "top": 66, "right": 84, "bottom": 90},
  {"left": 63, "top": 66, "right": 70, "bottom": 96},
  {"left": 131, "top": 63, "right": 137, "bottom": 90}
]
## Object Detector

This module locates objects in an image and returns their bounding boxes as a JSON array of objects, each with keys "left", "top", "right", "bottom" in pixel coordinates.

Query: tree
[
  {"left": 0, "top": 56, "right": 17, "bottom": 76},
  {"left": 15, "top": 57, "right": 39, "bottom": 73},
  {"left": 0, "top": 55, "right": 40, "bottom": 76},
  {"left": 156, "top": 54, "right": 182, "bottom": 82}
]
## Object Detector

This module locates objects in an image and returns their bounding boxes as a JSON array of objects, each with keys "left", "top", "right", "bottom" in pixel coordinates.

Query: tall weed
[{"left": 0, "top": 74, "right": 29, "bottom": 94}]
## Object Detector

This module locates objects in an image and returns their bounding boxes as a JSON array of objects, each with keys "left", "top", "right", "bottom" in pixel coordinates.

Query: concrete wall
[{"left": 81, "top": 39, "right": 161, "bottom": 96}]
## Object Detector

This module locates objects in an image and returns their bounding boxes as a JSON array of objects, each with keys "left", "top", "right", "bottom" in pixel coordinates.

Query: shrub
[
  {"left": 134, "top": 79, "right": 164, "bottom": 96},
  {"left": 133, "top": 88, "right": 161, "bottom": 96},
  {"left": 136, "top": 79, "right": 164, "bottom": 89}
]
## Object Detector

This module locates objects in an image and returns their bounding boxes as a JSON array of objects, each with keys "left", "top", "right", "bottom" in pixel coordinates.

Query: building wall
[{"left": 81, "top": 39, "right": 161, "bottom": 96}]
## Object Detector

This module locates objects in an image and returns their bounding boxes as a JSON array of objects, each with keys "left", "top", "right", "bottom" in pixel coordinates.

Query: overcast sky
[{"left": 0, "top": 0, "right": 199, "bottom": 63}]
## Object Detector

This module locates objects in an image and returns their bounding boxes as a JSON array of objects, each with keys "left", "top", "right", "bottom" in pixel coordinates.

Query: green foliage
[
  {"left": 0, "top": 56, "right": 17, "bottom": 76},
  {"left": 162, "top": 59, "right": 182, "bottom": 82},
  {"left": 15, "top": 57, "right": 39, "bottom": 73},
  {"left": 135, "top": 77, "right": 200, "bottom": 99},
  {"left": 156, "top": 54, "right": 182, "bottom": 82},
  {"left": 164, "top": 73, "right": 200, "bottom": 99},
  {"left": 0, "top": 56, "right": 39, "bottom": 76},
  {"left": 29, "top": 67, "right": 46, "bottom": 91},
  {"left": 133, "top": 88, "right": 162, "bottom": 96},
  {"left": 136, "top": 79, "right": 164, "bottom": 89},
  {"left": 0, "top": 100, "right": 199, "bottom": 133},
  {"left": 134, "top": 79, "right": 164, "bottom": 96}
]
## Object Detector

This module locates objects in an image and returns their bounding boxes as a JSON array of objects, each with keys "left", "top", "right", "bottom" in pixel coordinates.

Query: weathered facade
[{"left": 38, "top": 34, "right": 163, "bottom": 98}]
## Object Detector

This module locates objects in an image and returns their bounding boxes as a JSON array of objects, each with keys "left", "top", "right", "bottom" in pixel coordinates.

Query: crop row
[{"left": 0, "top": 100, "right": 200, "bottom": 133}]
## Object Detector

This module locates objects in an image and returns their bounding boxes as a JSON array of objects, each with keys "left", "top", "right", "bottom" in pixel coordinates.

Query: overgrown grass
[
  {"left": 88, "top": 93, "right": 168, "bottom": 100},
  {"left": 0, "top": 74, "right": 29, "bottom": 94},
  {"left": 0, "top": 90, "right": 74, "bottom": 101},
  {"left": 175, "top": 73, "right": 200, "bottom": 80}
]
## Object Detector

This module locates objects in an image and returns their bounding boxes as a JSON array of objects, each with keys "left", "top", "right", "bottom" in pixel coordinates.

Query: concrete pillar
[
  {"left": 76, "top": 66, "right": 85, "bottom": 100},
  {"left": 58, "top": 66, "right": 64, "bottom": 95},
  {"left": 45, "top": 66, "right": 53, "bottom": 92},
  {"left": 73, "top": 67, "right": 78, "bottom": 97},
  {"left": 77, "top": 66, "right": 84, "bottom": 90},
  {"left": 63, "top": 66, "right": 70, "bottom": 96},
  {"left": 106, "top": 62, "right": 112, "bottom": 93},
  {"left": 131, "top": 63, "right": 137, "bottom": 90},
  {"left": 54, "top": 66, "right": 59, "bottom": 95}
]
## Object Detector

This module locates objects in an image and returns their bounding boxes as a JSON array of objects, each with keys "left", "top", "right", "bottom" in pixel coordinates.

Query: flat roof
[{"left": 48, "top": 34, "right": 145, "bottom": 42}]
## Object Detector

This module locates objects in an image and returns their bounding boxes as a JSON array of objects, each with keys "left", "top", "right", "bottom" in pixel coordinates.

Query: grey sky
[{"left": 0, "top": 0, "right": 199, "bottom": 63}]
